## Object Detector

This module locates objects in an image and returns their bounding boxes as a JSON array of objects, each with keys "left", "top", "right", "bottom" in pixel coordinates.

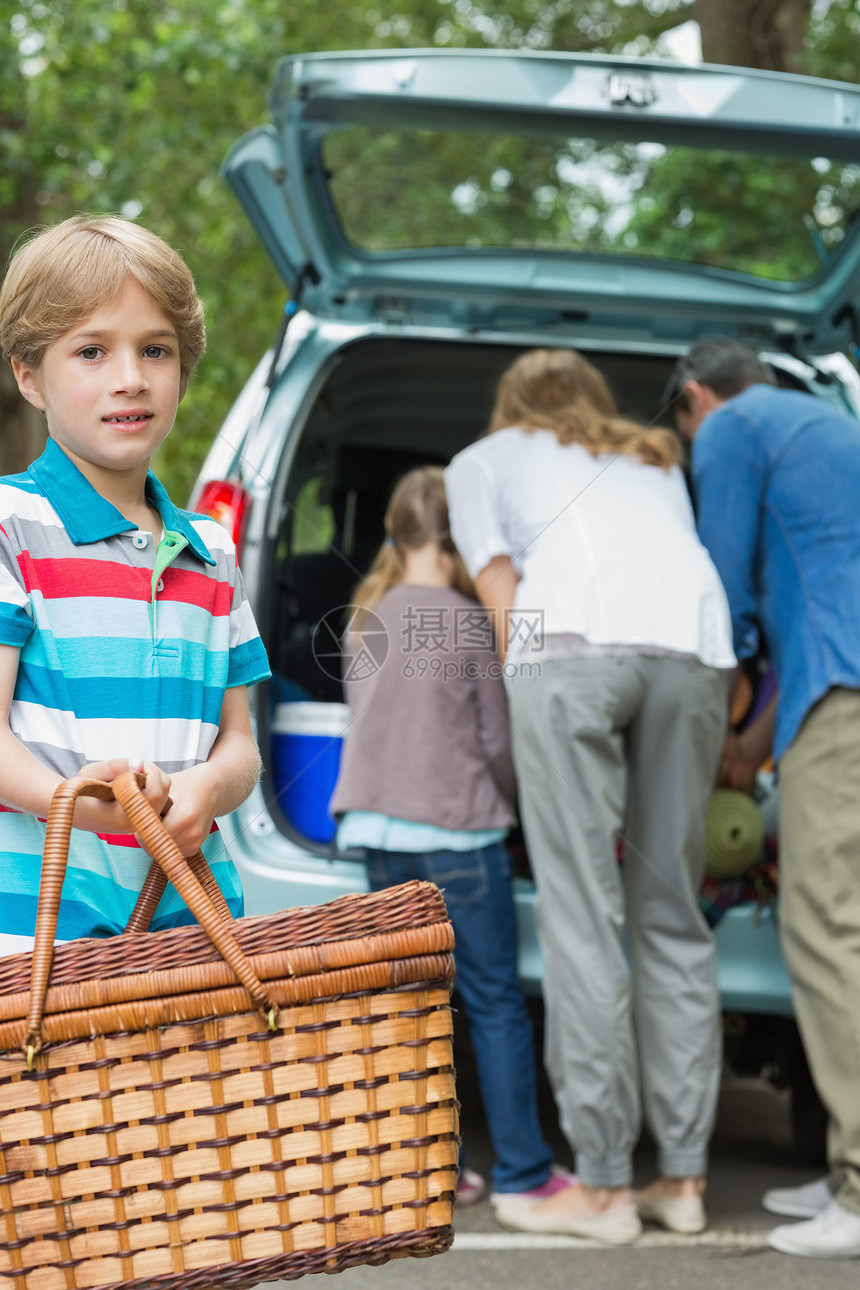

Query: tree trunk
[
  {"left": 0, "top": 242, "right": 48, "bottom": 473},
  {"left": 695, "top": 0, "right": 812, "bottom": 72},
  {"left": 0, "top": 39, "right": 49, "bottom": 476},
  {"left": 0, "top": 367, "right": 47, "bottom": 477}
]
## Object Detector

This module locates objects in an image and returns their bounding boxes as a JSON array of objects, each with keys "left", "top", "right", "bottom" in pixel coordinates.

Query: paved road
[{"left": 270, "top": 1009, "right": 853, "bottom": 1290}]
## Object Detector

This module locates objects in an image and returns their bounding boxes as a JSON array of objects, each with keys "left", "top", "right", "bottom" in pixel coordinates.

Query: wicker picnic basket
[{"left": 0, "top": 772, "right": 458, "bottom": 1290}]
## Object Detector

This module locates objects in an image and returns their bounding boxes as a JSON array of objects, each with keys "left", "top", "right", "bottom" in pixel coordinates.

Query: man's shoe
[
  {"left": 490, "top": 1164, "right": 577, "bottom": 1227},
  {"left": 761, "top": 1176, "right": 831, "bottom": 1219},
  {"left": 634, "top": 1192, "right": 706, "bottom": 1234},
  {"left": 768, "top": 1200, "right": 860, "bottom": 1259}
]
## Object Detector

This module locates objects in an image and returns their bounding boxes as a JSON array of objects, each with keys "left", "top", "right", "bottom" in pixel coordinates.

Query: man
[{"left": 667, "top": 336, "right": 860, "bottom": 1260}]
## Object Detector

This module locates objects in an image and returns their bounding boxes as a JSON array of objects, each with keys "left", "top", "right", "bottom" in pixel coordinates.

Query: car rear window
[{"left": 322, "top": 125, "right": 860, "bottom": 285}]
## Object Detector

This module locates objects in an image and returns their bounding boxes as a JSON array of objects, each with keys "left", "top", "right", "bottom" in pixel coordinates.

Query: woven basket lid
[{"left": 705, "top": 788, "right": 765, "bottom": 879}]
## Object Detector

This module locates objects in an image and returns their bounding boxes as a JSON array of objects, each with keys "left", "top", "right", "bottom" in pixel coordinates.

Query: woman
[{"left": 445, "top": 349, "right": 735, "bottom": 1244}]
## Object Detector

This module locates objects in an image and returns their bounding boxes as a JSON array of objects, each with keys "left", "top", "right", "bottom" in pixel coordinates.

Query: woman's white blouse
[{"left": 445, "top": 427, "right": 736, "bottom": 669}]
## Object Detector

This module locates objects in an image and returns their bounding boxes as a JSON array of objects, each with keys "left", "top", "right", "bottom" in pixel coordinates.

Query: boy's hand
[
  {"left": 136, "top": 686, "right": 261, "bottom": 858},
  {"left": 154, "top": 767, "right": 218, "bottom": 857},
  {"left": 73, "top": 758, "right": 171, "bottom": 834}
]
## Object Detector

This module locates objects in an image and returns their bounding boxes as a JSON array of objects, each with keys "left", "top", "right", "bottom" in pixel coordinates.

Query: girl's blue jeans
[{"left": 364, "top": 842, "right": 553, "bottom": 1193}]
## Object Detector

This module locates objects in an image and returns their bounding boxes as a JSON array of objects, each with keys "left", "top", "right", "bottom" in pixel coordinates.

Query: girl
[
  {"left": 445, "top": 349, "right": 736, "bottom": 1243},
  {"left": 330, "top": 465, "right": 570, "bottom": 1221}
]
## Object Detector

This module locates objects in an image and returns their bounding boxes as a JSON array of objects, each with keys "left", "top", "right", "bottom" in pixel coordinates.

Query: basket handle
[
  {"left": 123, "top": 854, "right": 234, "bottom": 933},
  {"left": 23, "top": 771, "right": 277, "bottom": 1063},
  {"left": 123, "top": 798, "right": 235, "bottom": 934}
]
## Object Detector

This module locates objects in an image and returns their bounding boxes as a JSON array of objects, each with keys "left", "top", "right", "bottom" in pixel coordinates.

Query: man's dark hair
[{"left": 664, "top": 337, "right": 776, "bottom": 413}]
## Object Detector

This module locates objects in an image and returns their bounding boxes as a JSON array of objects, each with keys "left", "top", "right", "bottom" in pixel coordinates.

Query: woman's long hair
[
  {"left": 351, "top": 466, "right": 474, "bottom": 629},
  {"left": 488, "top": 348, "right": 681, "bottom": 469}
]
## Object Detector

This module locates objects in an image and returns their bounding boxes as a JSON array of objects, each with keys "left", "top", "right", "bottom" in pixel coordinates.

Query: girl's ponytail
[
  {"left": 351, "top": 542, "right": 405, "bottom": 630},
  {"left": 350, "top": 465, "right": 474, "bottom": 632}
]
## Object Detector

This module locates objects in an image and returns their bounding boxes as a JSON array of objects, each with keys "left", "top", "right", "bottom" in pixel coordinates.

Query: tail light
[{"left": 195, "top": 480, "right": 251, "bottom": 557}]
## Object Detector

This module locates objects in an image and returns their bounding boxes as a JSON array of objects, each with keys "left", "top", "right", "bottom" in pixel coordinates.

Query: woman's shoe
[
  {"left": 634, "top": 1192, "right": 706, "bottom": 1234},
  {"left": 500, "top": 1193, "right": 641, "bottom": 1244}
]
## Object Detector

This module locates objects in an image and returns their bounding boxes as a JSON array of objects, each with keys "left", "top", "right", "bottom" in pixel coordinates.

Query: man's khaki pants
[{"left": 779, "top": 687, "right": 860, "bottom": 1215}]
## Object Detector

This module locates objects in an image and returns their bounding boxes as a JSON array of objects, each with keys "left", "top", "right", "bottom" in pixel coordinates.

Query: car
[{"left": 192, "top": 47, "right": 860, "bottom": 1157}]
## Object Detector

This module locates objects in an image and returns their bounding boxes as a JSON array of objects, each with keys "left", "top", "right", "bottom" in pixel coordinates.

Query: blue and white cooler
[{"left": 271, "top": 701, "right": 350, "bottom": 843}]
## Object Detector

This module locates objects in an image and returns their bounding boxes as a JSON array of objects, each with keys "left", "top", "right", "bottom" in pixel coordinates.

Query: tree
[
  {"left": 1, "top": 0, "right": 857, "bottom": 496},
  {"left": 694, "top": 0, "right": 812, "bottom": 71},
  {"left": 0, "top": 10, "right": 46, "bottom": 473}
]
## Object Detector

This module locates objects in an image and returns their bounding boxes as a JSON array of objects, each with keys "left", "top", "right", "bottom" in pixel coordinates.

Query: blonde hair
[
  {"left": 352, "top": 466, "right": 474, "bottom": 628},
  {"left": 489, "top": 348, "right": 681, "bottom": 469},
  {"left": 0, "top": 215, "right": 205, "bottom": 389}
]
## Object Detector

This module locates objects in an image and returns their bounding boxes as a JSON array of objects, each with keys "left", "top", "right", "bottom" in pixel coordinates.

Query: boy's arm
[
  {"left": 0, "top": 645, "right": 70, "bottom": 815},
  {"left": 157, "top": 684, "right": 262, "bottom": 857},
  {"left": 0, "top": 644, "right": 170, "bottom": 830}
]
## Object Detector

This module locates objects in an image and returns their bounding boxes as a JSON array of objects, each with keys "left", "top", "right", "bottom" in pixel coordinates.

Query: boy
[{"left": 0, "top": 215, "right": 270, "bottom": 954}]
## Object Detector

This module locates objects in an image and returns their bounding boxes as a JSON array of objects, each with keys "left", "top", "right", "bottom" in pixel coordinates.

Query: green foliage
[
  {"left": 1, "top": 0, "right": 857, "bottom": 499},
  {"left": 805, "top": 0, "right": 860, "bottom": 84},
  {"left": 623, "top": 151, "right": 859, "bottom": 281}
]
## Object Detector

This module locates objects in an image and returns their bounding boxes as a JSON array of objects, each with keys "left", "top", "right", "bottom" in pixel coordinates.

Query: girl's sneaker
[
  {"left": 456, "top": 1167, "right": 487, "bottom": 1205},
  {"left": 491, "top": 1164, "right": 578, "bottom": 1227}
]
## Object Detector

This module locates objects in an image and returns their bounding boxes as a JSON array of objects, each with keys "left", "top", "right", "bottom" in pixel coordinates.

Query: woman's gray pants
[{"left": 509, "top": 654, "right": 726, "bottom": 1188}]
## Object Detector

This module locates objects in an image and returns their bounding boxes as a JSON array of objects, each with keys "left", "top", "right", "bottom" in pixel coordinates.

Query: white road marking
[{"left": 452, "top": 1229, "right": 771, "bottom": 1251}]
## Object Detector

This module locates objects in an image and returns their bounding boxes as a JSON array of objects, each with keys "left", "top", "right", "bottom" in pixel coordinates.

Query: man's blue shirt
[{"left": 692, "top": 383, "right": 860, "bottom": 762}]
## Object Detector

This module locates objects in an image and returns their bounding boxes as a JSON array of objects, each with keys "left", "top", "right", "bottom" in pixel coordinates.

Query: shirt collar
[{"left": 28, "top": 438, "right": 215, "bottom": 566}]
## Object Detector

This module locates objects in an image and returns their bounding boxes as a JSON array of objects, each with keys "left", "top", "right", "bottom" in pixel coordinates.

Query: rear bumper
[{"left": 222, "top": 796, "right": 793, "bottom": 1017}]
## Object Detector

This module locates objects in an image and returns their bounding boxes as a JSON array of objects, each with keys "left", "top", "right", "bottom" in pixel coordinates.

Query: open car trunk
[{"left": 257, "top": 332, "right": 827, "bottom": 847}]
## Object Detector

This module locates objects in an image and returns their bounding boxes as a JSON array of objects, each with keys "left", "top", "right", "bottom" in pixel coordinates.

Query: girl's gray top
[{"left": 330, "top": 584, "right": 517, "bottom": 831}]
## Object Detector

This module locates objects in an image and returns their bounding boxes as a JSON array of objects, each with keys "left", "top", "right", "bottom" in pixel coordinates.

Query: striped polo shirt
[{"left": 0, "top": 438, "right": 270, "bottom": 944}]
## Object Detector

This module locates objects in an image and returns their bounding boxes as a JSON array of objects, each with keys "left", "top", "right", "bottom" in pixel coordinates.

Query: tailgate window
[{"left": 323, "top": 125, "right": 860, "bottom": 284}]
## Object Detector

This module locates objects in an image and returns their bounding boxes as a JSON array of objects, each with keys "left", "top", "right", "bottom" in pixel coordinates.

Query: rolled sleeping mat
[{"left": 705, "top": 788, "right": 766, "bottom": 879}]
